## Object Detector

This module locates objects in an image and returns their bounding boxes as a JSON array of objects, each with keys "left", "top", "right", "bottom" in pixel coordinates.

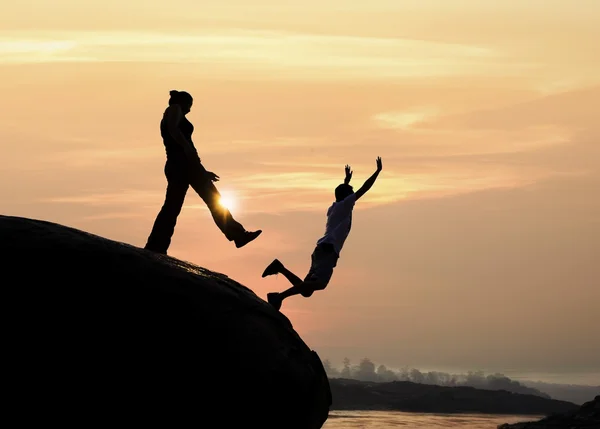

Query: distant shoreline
[{"left": 329, "top": 378, "right": 578, "bottom": 416}]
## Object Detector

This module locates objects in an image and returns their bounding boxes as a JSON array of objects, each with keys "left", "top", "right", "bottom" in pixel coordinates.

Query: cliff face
[
  {"left": 498, "top": 395, "right": 599, "bottom": 429},
  {"left": 2, "top": 215, "right": 331, "bottom": 428}
]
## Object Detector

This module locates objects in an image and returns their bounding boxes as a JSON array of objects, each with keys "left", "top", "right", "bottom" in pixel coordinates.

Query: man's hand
[
  {"left": 376, "top": 156, "right": 382, "bottom": 172},
  {"left": 205, "top": 171, "right": 220, "bottom": 182},
  {"left": 344, "top": 164, "right": 353, "bottom": 184}
]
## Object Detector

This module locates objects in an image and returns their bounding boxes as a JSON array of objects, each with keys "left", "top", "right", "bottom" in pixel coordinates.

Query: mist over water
[
  {"left": 324, "top": 411, "right": 539, "bottom": 429},
  {"left": 323, "top": 358, "right": 600, "bottom": 404}
]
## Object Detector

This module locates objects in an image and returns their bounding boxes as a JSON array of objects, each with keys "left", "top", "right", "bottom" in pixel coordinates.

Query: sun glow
[{"left": 218, "top": 192, "right": 237, "bottom": 211}]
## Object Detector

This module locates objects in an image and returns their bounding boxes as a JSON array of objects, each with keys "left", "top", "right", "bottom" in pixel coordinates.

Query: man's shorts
[{"left": 303, "top": 242, "right": 339, "bottom": 287}]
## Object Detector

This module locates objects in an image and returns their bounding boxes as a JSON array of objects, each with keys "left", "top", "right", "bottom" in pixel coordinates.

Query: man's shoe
[
  {"left": 267, "top": 292, "right": 283, "bottom": 311},
  {"left": 262, "top": 259, "right": 283, "bottom": 277},
  {"left": 234, "top": 230, "right": 262, "bottom": 248}
]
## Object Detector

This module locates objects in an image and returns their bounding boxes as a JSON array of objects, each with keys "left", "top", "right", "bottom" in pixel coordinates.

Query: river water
[{"left": 323, "top": 410, "right": 539, "bottom": 428}]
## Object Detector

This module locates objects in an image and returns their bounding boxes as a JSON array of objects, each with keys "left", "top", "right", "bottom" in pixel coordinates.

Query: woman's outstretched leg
[{"left": 189, "top": 172, "right": 261, "bottom": 247}]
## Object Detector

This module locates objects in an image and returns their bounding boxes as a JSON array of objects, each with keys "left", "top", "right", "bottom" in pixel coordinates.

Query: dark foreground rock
[
  {"left": 2, "top": 215, "right": 331, "bottom": 428},
  {"left": 498, "top": 395, "right": 599, "bottom": 429},
  {"left": 330, "top": 378, "right": 578, "bottom": 415}
]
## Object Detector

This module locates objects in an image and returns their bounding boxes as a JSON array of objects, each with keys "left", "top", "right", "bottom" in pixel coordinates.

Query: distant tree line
[{"left": 323, "top": 357, "right": 550, "bottom": 399}]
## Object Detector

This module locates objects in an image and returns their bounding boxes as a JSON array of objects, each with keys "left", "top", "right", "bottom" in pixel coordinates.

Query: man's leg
[
  {"left": 189, "top": 173, "right": 261, "bottom": 247},
  {"left": 264, "top": 247, "right": 334, "bottom": 310},
  {"left": 262, "top": 259, "right": 303, "bottom": 285},
  {"left": 145, "top": 167, "right": 189, "bottom": 254},
  {"left": 262, "top": 259, "right": 308, "bottom": 310},
  {"left": 280, "top": 280, "right": 321, "bottom": 299},
  {"left": 267, "top": 280, "right": 323, "bottom": 311}
]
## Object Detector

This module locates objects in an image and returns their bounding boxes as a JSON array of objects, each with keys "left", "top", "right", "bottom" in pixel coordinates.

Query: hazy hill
[{"left": 330, "top": 378, "right": 577, "bottom": 415}]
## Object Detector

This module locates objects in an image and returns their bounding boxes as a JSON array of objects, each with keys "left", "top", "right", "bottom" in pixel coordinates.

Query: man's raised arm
[
  {"left": 354, "top": 156, "right": 383, "bottom": 200},
  {"left": 344, "top": 164, "right": 353, "bottom": 185}
]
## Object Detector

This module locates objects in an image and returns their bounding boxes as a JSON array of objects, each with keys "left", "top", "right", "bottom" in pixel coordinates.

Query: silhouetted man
[{"left": 262, "top": 157, "right": 383, "bottom": 311}]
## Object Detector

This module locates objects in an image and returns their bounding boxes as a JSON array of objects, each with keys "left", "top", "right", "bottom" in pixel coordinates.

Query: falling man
[{"left": 262, "top": 157, "right": 383, "bottom": 311}]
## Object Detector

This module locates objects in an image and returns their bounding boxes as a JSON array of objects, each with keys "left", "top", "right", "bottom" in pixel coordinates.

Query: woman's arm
[{"left": 165, "top": 104, "right": 198, "bottom": 162}]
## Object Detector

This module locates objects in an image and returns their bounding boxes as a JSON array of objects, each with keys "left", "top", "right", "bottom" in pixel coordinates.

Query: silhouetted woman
[{"left": 145, "top": 90, "right": 262, "bottom": 254}]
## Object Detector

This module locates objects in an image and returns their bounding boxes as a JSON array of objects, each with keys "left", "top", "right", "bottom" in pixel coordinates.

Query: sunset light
[
  {"left": 1, "top": 1, "right": 598, "bottom": 403},
  {"left": 218, "top": 192, "right": 237, "bottom": 212}
]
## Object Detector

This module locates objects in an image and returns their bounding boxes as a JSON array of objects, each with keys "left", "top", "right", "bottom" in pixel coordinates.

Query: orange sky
[{"left": 2, "top": 1, "right": 599, "bottom": 385}]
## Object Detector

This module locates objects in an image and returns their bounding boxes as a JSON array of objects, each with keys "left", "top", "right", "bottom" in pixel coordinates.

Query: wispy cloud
[
  {"left": 370, "top": 115, "right": 573, "bottom": 158},
  {"left": 41, "top": 147, "right": 158, "bottom": 168},
  {"left": 373, "top": 106, "right": 440, "bottom": 130},
  {"left": 234, "top": 171, "right": 339, "bottom": 191},
  {"left": 41, "top": 190, "right": 163, "bottom": 206},
  {"left": 37, "top": 164, "right": 535, "bottom": 217},
  {"left": 221, "top": 166, "right": 543, "bottom": 214},
  {"left": 81, "top": 211, "right": 147, "bottom": 221},
  {"left": 201, "top": 138, "right": 323, "bottom": 154},
  {"left": 0, "top": 29, "right": 534, "bottom": 80}
]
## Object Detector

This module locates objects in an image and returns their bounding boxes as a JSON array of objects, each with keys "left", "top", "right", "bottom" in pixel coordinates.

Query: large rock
[
  {"left": 498, "top": 395, "right": 599, "bottom": 429},
  {"left": 2, "top": 215, "right": 331, "bottom": 428}
]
